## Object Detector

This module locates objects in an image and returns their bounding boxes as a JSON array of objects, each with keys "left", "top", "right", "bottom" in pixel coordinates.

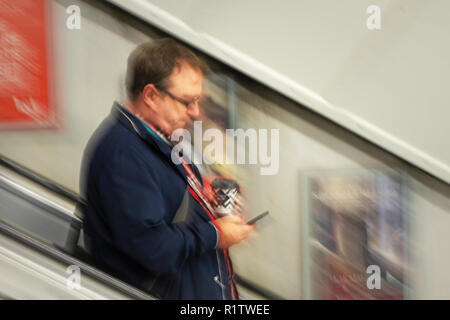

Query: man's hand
[{"left": 214, "top": 214, "right": 255, "bottom": 249}]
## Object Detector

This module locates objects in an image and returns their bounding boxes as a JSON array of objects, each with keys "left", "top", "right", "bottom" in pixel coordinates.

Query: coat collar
[
  {"left": 111, "top": 101, "right": 188, "bottom": 180},
  {"left": 110, "top": 102, "right": 213, "bottom": 223}
]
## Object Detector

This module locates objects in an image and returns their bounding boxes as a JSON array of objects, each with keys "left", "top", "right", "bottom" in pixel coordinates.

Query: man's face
[{"left": 151, "top": 62, "right": 203, "bottom": 135}]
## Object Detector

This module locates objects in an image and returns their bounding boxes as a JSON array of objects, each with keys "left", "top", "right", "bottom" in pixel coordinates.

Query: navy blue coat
[{"left": 80, "top": 102, "right": 234, "bottom": 299}]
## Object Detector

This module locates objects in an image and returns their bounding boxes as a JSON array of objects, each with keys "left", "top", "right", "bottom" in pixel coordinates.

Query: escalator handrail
[
  {"left": 0, "top": 153, "right": 284, "bottom": 300},
  {"left": 0, "top": 218, "right": 155, "bottom": 300},
  {"left": 0, "top": 155, "right": 80, "bottom": 203},
  {"left": 0, "top": 173, "right": 82, "bottom": 227}
]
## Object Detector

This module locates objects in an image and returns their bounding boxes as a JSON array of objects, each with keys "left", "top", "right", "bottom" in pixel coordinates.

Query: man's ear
[{"left": 142, "top": 84, "right": 160, "bottom": 111}]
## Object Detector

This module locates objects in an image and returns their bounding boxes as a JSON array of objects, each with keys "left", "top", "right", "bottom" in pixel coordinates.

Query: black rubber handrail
[
  {"left": 235, "top": 274, "right": 284, "bottom": 300},
  {"left": 0, "top": 155, "right": 80, "bottom": 203}
]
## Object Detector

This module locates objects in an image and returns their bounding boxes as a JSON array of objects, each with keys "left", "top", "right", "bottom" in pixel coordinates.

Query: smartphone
[{"left": 246, "top": 211, "right": 269, "bottom": 225}]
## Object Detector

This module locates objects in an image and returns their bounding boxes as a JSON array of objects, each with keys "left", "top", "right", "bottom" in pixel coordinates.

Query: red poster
[{"left": 0, "top": 0, "right": 55, "bottom": 128}]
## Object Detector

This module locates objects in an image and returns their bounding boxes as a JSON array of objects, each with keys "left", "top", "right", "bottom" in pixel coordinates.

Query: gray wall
[
  {"left": 108, "top": 0, "right": 450, "bottom": 184},
  {"left": 0, "top": 0, "right": 449, "bottom": 299},
  {"left": 229, "top": 78, "right": 450, "bottom": 299}
]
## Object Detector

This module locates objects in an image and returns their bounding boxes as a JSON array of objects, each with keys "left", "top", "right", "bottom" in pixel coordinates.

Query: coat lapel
[
  {"left": 111, "top": 102, "right": 212, "bottom": 223},
  {"left": 111, "top": 102, "right": 188, "bottom": 181}
]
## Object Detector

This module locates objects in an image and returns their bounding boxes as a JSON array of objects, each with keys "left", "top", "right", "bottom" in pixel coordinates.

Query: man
[{"left": 80, "top": 38, "right": 254, "bottom": 300}]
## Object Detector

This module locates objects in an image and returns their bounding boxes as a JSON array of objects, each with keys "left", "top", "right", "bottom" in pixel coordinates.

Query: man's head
[{"left": 125, "top": 38, "right": 209, "bottom": 135}]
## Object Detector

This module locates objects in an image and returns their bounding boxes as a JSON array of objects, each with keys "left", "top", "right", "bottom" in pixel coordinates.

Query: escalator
[
  {"left": 0, "top": 156, "right": 155, "bottom": 300},
  {"left": 0, "top": 155, "right": 278, "bottom": 300}
]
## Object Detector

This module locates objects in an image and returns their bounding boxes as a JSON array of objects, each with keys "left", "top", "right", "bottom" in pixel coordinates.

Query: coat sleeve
[{"left": 96, "top": 146, "right": 218, "bottom": 275}]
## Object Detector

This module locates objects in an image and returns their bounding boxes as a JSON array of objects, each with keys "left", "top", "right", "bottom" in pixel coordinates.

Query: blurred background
[{"left": 0, "top": 0, "right": 449, "bottom": 299}]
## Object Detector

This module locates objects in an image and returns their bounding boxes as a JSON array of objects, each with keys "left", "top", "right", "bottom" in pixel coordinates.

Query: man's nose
[{"left": 187, "top": 101, "right": 201, "bottom": 120}]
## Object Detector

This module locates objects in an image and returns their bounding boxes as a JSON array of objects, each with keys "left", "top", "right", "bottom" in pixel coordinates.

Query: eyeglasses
[{"left": 158, "top": 88, "right": 200, "bottom": 109}]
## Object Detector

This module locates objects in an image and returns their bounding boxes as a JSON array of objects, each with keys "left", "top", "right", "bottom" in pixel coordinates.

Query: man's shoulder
[{"left": 84, "top": 115, "right": 159, "bottom": 169}]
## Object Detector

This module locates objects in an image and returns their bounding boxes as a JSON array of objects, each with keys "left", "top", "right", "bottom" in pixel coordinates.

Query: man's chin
[
  {"left": 168, "top": 122, "right": 189, "bottom": 136},
  {"left": 184, "top": 121, "right": 193, "bottom": 131}
]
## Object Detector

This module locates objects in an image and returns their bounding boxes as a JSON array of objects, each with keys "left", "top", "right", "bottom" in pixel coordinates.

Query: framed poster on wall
[
  {"left": 301, "top": 168, "right": 410, "bottom": 300},
  {"left": 0, "top": 0, "right": 56, "bottom": 129}
]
